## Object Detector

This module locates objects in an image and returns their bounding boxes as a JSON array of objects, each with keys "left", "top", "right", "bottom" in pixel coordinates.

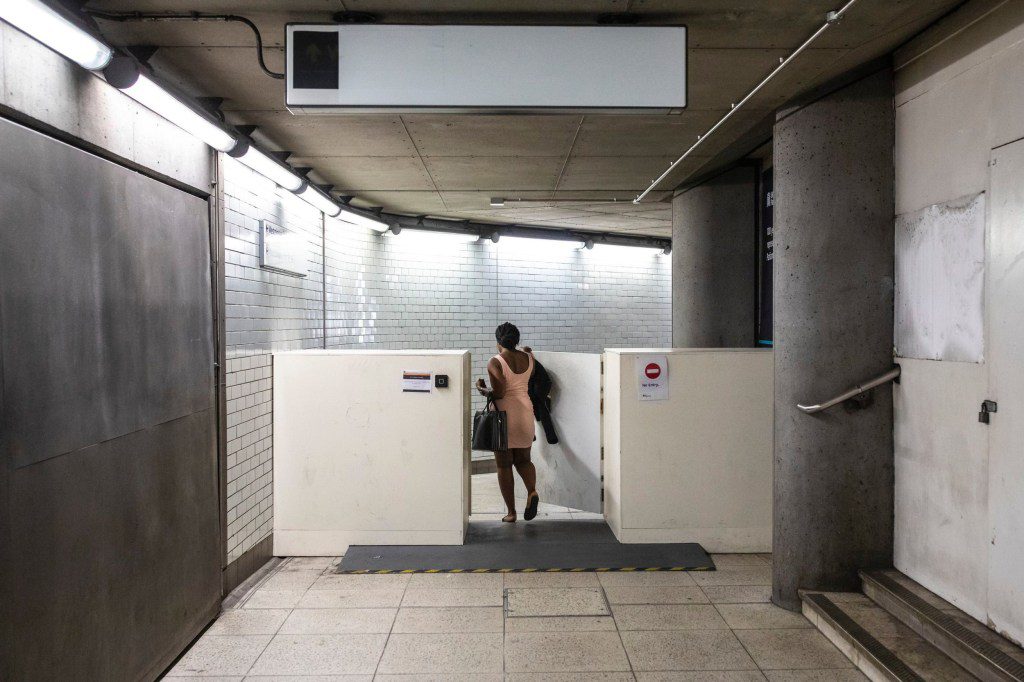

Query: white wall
[
  {"left": 893, "top": 0, "right": 1024, "bottom": 640},
  {"left": 603, "top": 349, "right": 773, "bottom": 552},
  {"left": 272, "top": 350, "right": 470, "bottom": 555}
]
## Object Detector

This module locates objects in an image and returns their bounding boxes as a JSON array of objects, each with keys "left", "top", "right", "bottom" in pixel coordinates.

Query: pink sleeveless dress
[{"left": 494, "top": 353, "right": 535, "bottom": 449}]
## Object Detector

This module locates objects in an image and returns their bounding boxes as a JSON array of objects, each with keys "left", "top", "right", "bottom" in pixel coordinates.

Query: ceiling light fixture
[
  {"left": 490, "top": 198, "right": 505, "bottom": 208},
  {"left": 337, "top": 208, "right": 390, "bottom": 233},
  {"left": 103, "top": 56, "right": 238, "bottom": 153},
  {"left": 1, "top": 0, "right": 114, "bottom": 70},
  {"left": 232, "top": 145, "right": 305, "bottom": 192},
  {"left": 297, "top": 184, "right": 342, "bottom": 217}
]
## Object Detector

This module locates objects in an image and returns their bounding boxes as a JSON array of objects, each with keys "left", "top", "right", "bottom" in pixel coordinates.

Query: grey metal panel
[
  {"left": 0, "top": 117, "right": 219, "bottom": 679},
  {"left": 9, "top": 411, "right": 221, "bottom": 681},
  {"left": 0, "top": 118, "right": 214, "bottom": 469}
]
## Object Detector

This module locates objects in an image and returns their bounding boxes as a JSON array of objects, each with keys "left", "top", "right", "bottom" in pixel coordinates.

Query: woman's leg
[
  {"left": 495, "top": 450, "right": 517, "bottom": 521},
  {"left": 513, "top": 458, "right": 536, "bottom": 495}
]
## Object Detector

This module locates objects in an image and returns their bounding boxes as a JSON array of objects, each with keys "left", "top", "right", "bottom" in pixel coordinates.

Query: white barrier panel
[
  {"left": 604, "top": 348, "right": 773, "bottom": 552},
  {"left": 273, "top": 350, "right": 470, "bottom": 555},
  {"left": 528, "top": 352, "right": 603, "bottom": 514}
]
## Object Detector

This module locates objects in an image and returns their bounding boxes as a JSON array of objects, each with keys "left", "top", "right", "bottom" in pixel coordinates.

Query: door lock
[{"left": 979, "top": 400, "right": 998, "bottom": 424}]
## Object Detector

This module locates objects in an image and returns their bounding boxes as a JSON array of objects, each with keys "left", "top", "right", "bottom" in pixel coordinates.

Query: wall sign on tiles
[
  {"left": 259, "top": 219, "right": 308, "bottom": 277},
  {"left": 637, "top": 355, "right": 669, "bottom": 401}
]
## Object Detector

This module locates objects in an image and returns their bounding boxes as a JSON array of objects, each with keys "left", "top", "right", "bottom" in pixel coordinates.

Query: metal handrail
[{"left": 798, "top": 365, "right": 901, "bottom": 414}]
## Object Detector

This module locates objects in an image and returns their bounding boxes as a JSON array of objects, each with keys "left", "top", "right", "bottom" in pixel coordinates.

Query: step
[
  {"left": 861, "top": 570, "right": 1024, "bottom": 682},
  {"left": 801, "top": 590, "right": 974, "bottom": 681}
]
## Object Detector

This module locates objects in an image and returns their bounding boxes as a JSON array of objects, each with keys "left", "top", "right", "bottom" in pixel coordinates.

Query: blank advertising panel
[{"left": 287, "top": 25, "right": 686, "bottom": 113}]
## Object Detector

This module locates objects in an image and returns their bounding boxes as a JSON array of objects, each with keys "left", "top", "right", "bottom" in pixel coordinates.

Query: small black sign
[
  {"left": 757, "top": 168, "right": 774, "bottom": 346},
  {"left": 293, "top": 31, "right": 339, "bottom": 89}
]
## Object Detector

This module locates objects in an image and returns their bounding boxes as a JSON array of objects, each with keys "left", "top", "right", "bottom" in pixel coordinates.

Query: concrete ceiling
[{"left": 86, "top": 0, "right": 962, "bottom": 237}]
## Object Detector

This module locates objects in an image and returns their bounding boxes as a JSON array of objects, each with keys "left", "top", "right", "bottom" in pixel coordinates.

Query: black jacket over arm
[{"left": 528, "top": 359, "right": 559, "bottom": 444}]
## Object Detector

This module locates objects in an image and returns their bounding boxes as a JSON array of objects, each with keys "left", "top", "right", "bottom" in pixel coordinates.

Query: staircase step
[
  {"left": 862, "top": 570, "right": 1024, "bottom": 682},
  {"left": 801, "top": 590, "right": 975, "bottom": 681}
]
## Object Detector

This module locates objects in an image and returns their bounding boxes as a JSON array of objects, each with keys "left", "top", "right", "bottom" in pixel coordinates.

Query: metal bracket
[{"left": 979, "top": 400, "right": 998, "bottom": 424}]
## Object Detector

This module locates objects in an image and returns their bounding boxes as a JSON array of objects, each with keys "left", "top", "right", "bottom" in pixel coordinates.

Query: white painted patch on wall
[{"left": 895, "top": 192, "right": 985, "bottom": 362}]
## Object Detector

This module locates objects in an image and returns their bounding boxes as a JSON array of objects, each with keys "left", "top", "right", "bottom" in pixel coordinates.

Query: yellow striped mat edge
[{"left": 336, "top": 565, "right": 713, "bottom": 574}]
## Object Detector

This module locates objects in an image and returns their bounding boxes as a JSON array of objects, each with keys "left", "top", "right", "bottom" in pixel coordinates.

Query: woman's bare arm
[{"left": 485, "top": 357, "right": 506, "bottom": 399}]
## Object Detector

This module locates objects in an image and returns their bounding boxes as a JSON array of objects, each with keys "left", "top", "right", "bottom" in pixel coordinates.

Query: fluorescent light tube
[
  {"left": 393, "top": 229, "right": 478, "bottom": 244},
  {"left": 296, "top": 185, "right": 341, "bottom": 217},
  {"left": 235, "top": 147, "right": 305, "bottom": 192},
  {"left": 1, "top": 0, "right": 113, "bottom": 70},
  {"left": 120, "top": 73, "right": 237, "bottom": 152},
  {"left": 337, "top": 208, "right": 390, "bottom": 233}
]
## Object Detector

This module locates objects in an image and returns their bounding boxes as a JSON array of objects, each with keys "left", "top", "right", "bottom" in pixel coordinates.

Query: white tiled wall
[{"left": 222, "top": 157, "right": 671, "bottom": 563}]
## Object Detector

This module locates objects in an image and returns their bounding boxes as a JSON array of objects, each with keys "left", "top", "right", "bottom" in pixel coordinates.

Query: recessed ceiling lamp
[
  {"left": 490, "top": 198, "right": 505, "bottom": 208},
  {"left": 1, "top": 0, "right": 113, "bottom": 70}
]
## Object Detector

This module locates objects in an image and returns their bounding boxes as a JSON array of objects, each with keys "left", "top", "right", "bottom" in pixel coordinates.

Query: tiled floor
[
  {"left": 166, "top": 553, "right": 866, "bottom": 680},
  {"left": 165, "top": 475, "right": 864, "bottom": 679}
]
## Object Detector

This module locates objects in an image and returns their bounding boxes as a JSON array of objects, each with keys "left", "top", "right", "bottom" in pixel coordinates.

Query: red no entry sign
[{"left": 645, "top": 362, "right": 662, "bottom": 379}]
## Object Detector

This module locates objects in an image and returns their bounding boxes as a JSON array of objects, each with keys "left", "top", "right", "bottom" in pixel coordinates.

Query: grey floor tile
[
  {"left": 243, "top": 676, "right": 372, "bottom": 681},
  {"left": 733, "top": 629, "right": 853, "bottom": 670},
  {"left": 248, "top": 634, "right": 388, "bottom": 676},
  {"left": 701, "top": 585, "right": 773, "bottom": 604},
  {"left": 391, "top": 606, "right": 503, "bottom": 633},
  {"left": 207, "top": 609, "right": 291, "bottom": 636},
  {"left": 762, "top": 671, "right": 868, "bottom": 681},
  {"left": 244, "top": 590, "right": 307, "bottom": 609},
  {"left": 376, "top": 671, "right": 503, "bottom": 675},
  {"left": 604, "top": 586, "right": 709, "bottom": 605},
  {"left": 504, "top": 631, "right": 631, "bottom": 673},
  {"left": 636, "top": 673, "right": 766, "bottom": 681},
  {"left": 506, "top": 674, "right": 636, "bottom": 681},
  {"left": 503, "top": 615, "right": 616, "bottom": 632},
  {"left": 407, "top": 573, "right": 503, "bottom": 589},
  {"left": 260, "top": 570, "right": 324, "bottom": 592},
  {"left": 167, "top": 634, "right": 272, "bottom": 676},
  {"left": 716, "top": 604, "right": 813, "bottom": 629},
  {"left": 278, "top": 608, "right": 396, "bottom": 634},
  {"left": 710, "top": 555, "right": 771, "bottom": 569},
  {"left": 297, "top": 589, "right": 406, "bottom": 609},
  {"left": 167, "top": 677, "right": 242, "bottom": 681},
  {"left": 505, "top": 587, "right": 609, "bottom": 617},
  {"left": 503, "top": 572, "right": 600, "bottom": 588},
  {"left": 277, "top": 556, "right": 337, "bottom": 572},
  {"left": 597, "top": 571, "right": 697, "bottom": 587},
  {"left": 311, "top": 574, "right": 411, "bottom": 590},
  {"left": 621, "top": 630, "right": 757, "bottom": 671},
  {"left": 377, "top": 633, "right": 504, "bottom": 674},
  {"left": 691, "top": 567, "right": 772, "bottom": 587},
  {"left": 401, "top": 587, "right": 502, "bottom": 607},
  {"left": 612, "top": 604, "right": 730, "bottom": 630}
]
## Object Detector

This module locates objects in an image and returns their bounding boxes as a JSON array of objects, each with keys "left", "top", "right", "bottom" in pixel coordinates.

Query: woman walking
[{"left": 476, "top": 322, "right": 540, "bottom": 523}]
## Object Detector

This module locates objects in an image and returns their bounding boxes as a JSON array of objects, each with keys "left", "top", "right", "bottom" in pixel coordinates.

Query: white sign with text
[{"left": 637, "top": 355, "right": 669, "bottom": 401}]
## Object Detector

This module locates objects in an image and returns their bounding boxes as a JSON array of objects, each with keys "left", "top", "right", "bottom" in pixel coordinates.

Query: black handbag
[{"left": 472, "top": 398, "right": 508, "bottom": 452}]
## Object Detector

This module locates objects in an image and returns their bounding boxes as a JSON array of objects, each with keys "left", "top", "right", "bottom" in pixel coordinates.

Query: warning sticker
[{"left": 637, "top": 355, "right": 668, "bottom": 401}]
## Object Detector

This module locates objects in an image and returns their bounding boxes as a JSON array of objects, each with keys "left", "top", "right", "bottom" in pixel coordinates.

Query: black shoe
[{"left": 524, "top": 493, "right": 539, "bottom": 521}]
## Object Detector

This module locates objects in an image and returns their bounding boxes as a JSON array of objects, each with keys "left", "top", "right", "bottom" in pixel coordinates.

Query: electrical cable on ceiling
[
  {"left": 633, "top": 0, "right": 860, "bottom": 203},
  {"left": 84, "top": 10, "right": 285, "bottom": 79}
]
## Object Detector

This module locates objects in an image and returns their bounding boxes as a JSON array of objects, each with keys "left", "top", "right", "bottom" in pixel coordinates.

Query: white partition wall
[
  {"left": 273, "top": 350, "right": 470, "bottom": 555},
  {"left": 603, "top": 348, "right": 773, "bottom": 552},
  {"left": 527, "top": 352, "right": 603, "bottom": 514}
]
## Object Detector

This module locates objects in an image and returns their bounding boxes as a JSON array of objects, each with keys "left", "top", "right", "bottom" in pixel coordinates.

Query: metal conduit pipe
[{"left": 633, "top": 0, "right": 861, "bottom": 204}]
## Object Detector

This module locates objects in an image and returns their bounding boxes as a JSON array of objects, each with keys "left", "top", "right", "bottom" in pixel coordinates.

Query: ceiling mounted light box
[{"left": 286, "top": 24, "right": 686, "bottom": 114}]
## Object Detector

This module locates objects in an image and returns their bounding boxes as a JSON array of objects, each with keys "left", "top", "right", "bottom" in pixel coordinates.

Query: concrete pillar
[
  {"left": 672, "top": 165, "right": 757, "bottom": 347},
  {"left": 772, "top": 68, "right": 895, "bottom": 610}
]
